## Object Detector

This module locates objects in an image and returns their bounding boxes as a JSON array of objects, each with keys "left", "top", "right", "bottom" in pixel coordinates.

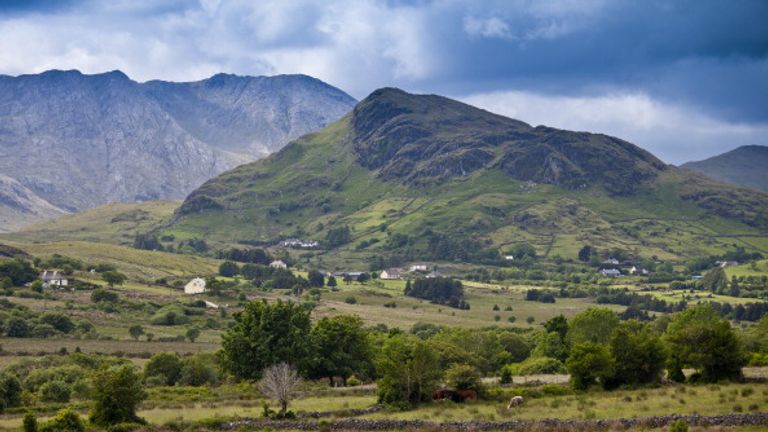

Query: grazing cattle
[
  {"left": 507, "top": 396, "right": 524, "bottom": 408},
  {"left": 456, "top": 389, "right": 477, "bottom": 402},
  {"left": 433, "top": 389, "right": 476, "bottom": 403}
]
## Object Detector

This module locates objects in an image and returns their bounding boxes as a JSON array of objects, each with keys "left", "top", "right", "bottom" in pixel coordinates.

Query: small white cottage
[
  {"left": 269, "top": 260, "right": 288, "bottom": 269},
  {"left": 184, "top": 277, "right": 207, "bottom": 294}
]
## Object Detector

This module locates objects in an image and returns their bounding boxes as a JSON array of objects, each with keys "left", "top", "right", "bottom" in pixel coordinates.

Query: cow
[
  {"left": 507, "top": 396, "right": 524, "bottom": 408},
  {"left": 456, "top": 389, "right": 477, "bottom": 402}
]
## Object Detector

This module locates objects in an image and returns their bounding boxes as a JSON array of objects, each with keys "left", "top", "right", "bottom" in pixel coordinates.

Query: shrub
[
  {"left": 91, "top": 289, "right": 119, "bottom": 303},
  {"left": 346, "top": 375, "right": 362, "bottom": 387},
  {"left": 516, "top": 357, "right": 566, "bottom": 375},
  {"left": 144, "top": 352, "right": 182, "bottom": 386},
  {"left": 0, "top": 373, "right": 22, "bottom": 411},
  {"left": 444, "top": 364, "right": 482, "bottom": 392},
  {"left": 178, "top": 354, "right": 220, "bottom": 386},
  {"left": 344, "top": 296, "right": 357, "bottom": 304},
  {"left": 89, "top": 365, "right": 147, "bottom": 427},
  {"left": 39, "top": 381, "right": 71, "bottom": 403},
  {"left": 6, "top": 318, "right": 30, "bottom": 337},
  {"left": 39, "top": 409, "right": 85, "bottom": 432},
  {"left": 31, "top": 324, "right": 58, "bottom": 338},
  {"left": 38, "top": 314, "right": 74, "bottom": 334},
  {"left": 566, "top": 343, "right": 615, "bottom": 390},
  {"left": 23, "top": 412, "right": 37, "bottom": 432}
]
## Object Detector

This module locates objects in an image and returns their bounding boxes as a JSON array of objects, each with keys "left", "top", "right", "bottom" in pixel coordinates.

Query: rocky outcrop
[
  {"left": 0, "top": 69, "right": 355, "bottom": 230},
  {"left": 0, "top": 175, "right": 67, "bottom": 232}
]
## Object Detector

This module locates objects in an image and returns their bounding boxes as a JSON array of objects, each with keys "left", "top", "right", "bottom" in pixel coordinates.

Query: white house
[
  {"left": 380, "top": 268, "right": 404, "bottom": 280},
  {"left": 270, "top": 260, "right": 288, "bottom": 269},
  {"left": 40, "top": 270, "right": 68, "bottom": 287},
  {"left": 600, "top": 268, "right": 621, "bottom": 277},
  {"left": 204, "top": 300, "right": 220, "bottom": 309},
  {"left": 602, "top": 258, "right": 620, "bottom": 265},
  {"left": 409, "top": 264, "right": 428, "bottom": 272},
  {"left": 184, "top": 277, "right": 207, "bottom": 294},
  {"left": 504, "top": 255, "right": 515, "bottom": 261}
]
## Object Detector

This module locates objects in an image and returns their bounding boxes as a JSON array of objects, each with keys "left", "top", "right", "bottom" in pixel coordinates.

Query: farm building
[
  {"left": 380, "top": 268, "right": 404, "bottom": 280},
  {"left": 600, "top": 268, "right": 621, "bottom": 277},
  {"left": 269, "top": 260, "right": 288, "bottom": 269},
  {"left": 40, "top": 270, "right": 68, "bottom": 287},
  {"left": 184, "top": 277, "right": 206, "bottom": 294}
]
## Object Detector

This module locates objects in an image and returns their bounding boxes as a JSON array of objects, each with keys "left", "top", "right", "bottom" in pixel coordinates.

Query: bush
[
  {"left": 39, "top": 381, "right": 71, "bottom": 403},
  {"left": 178, "top": 354, "right": 220, "bottom": 386},
  {"left": 6, "top": 318, "right": 30, "bottom": 337},
  {"left": 515, "top": 357, "right": 566, "bottom": 375},
  {"left": 38, "top": 314, "right": 75, "bottom": 334},
  {"left": 669, "top": 419, "right": 688, "bottom": 432},
  {"left": 144, "top": 352, "right": 182, "bottom": 386},
  {"left": 89, "top": 366, "right": 147, "bottom": 427},
  {"left": 39, "top": 409, "right": 85, "bottom": 432},
  {"left": 31, "top": 324, "right": 58, "bottom": 339},
  {"left": 23, "top": 412, "right": 37, "bottom": 432},
  {"left": 346, "top": 375, "right": 362, "bottom": 386},
  {"left": 91, "top": 289, "right": 119, "bottom": 303},
  {"left": 444, "top": 363, "right": 482, "bottom": 392},
  {"left": 0, "top": 373, "right": 22, "bottom": 411},
  {"left": 566, "top": 343, "right": 615, "bottom": 390},
  {"left": 344, "top": 296, "right": 357, "bottom": 304}
]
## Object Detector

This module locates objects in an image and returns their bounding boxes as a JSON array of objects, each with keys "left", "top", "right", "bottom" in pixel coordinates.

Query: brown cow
[{"left": 456, "top": 389, "right": 477, "bottom": 402}]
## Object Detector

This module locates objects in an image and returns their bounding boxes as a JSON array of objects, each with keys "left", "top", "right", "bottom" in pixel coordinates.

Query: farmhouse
[
  {"left": 600, "top": 268, "right": 621, "bottom": 277},
  {"left": 628, "top": 266, "right": 649, "bottom": 275},
  {"left": 409, "top": 263, "right": 428, "bottom": 272},
  {"left": 602, "top": 258, "right": 620, "bottom": 265},
  {"left": 380, "top": 268, "right": 404, "bottom": 280},
  {"left": 184, "top": 277, "right": 206, "bottom": 294},
  {"left": 269, "top": 260, "right": 288, "bottom": 269},
  {"left": 40, "top": 270, "right": 68, "bottom": 287}
]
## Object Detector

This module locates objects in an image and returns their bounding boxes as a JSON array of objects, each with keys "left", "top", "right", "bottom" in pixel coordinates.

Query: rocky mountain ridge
[{"left": 0, "top": 69, "right": 356, "bottom": 230}]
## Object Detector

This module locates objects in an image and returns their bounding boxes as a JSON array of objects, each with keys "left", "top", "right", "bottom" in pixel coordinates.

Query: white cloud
[
  {"left": 461, "top": 90, "right": 768, "bottom": 164},
  {"left": 463, "top": 16, "right": 512, "bottom": 39}
]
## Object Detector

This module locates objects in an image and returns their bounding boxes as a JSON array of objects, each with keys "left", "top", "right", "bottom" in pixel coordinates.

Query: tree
[
  {"left": 566, "top": 342, "right": 615, "bottom": 390},
  {"left": 128, "top": 325, "right": 144, "bottom": 341},
  {"left": 567, "top": 307, "right": 619, "bottom": 345},
  {"left": 5, "top": 318, "right": 30, "bottom": 338},
  {"left": 309, "top": 315, "right": 373, "bottom": 385},
  {"left": 497, "top": 333, "right": 532, "bottom": 362},
  {"left": 89, "top": 365, "right": 147, "bottom": 426},
  {"left": 221, "top": 300, "right": 312, "bottom": 380},
  {"left": 608, "top": 320, "right": 666, "bottom": 387},
  {"left": 0, "top": 373, "right": 22, "bottom": 411},
  {"left": 179, "top": 354, "right": 220, "bottom": 386},
  {"left": 41, "top": 408, "right": 85, "bottom": 432},
  {"left": 376, "top": 335, "right": 442, "bottom": 408},
  {"left": 533, "top": 331, "right": 569, "bottom": 362},
  {"left": 186, "top": 327, "right": 201, "bottom": 343},
  {"left": 307, "top": 270, "right": 325, "bottom": 288},
  {"left": 664, "top": 304, "right": 746, "bottom": 382},
  {"left": 327, "top": 276, "right": 337, "bottom": 287},
  {"left": 218, "top": 261, "right": 240, "bottom": 277},
  {"left": 444, "top": 363, "right": 482, "bottom": 392},
  {"left": 259, "top": 362, "right": 300, "bottom": 416},
  {"left": 578, "top": 245, "right": 596, "bottom": 262},
  {"left": 325, "top": 226, "right": 351, "bottom": 247},
  {"left": 144, "top": 352, "right": 182, "bottom": 386},
  {"left": 544, "top": 315, "right": 569, "bottom": 341},
  {"left": 102, "top": 271, "right": 126, "bottom": 288},
  {"left": 701, "top": 267, "right": 727, "bottom": 294},
  {"left": 356, "top": 272, "right": 370, "bottom": 284},
  {"left": 30, "top": 280, "right": 44, "bottom": 293}
]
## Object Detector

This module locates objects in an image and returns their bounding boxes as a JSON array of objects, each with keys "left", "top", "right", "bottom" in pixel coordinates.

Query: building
[
  {"left": 279, "top": 238, "right": 319, "bottom": 248},
  {"left": 409, "top": 264, "right": 428, "bottom": 272},
  {"left": 602, "top": 258, "right": 620, "bottom": 265},
  {"left": 184, "top": 277, "right": 207, "bottom": 294},
  {"left": 504, "top": 255, "right": 515, "bottom": 261},
  {"left": 691, "top": 275, "right": 704, "bottom": 281},
  {"left": 600, "top": 268, "right": 621, "bottom": 277},
  {"left": 426, "top": 271, "right": 446, "bottom": 279},
  {"left": 40, "top": 270, "right": 68, "bottom": 287},
  {"left": 204, "top": 300, "right": 220, "bottom": 309},
  {"left": 628, "top": 266, "right": 649, "bottom": 275},
  {"left": 718, "top": 261, "right": 738, "bottom": 269},
  {"left": 269, "top": 260, "right": 288, "bottom": 269},
  {"left": 380, "top": 268, "right": 404, "bottom": 280}
]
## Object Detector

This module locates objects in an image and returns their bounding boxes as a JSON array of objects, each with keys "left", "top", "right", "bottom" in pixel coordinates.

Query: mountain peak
[
  {"left": 681, "top": 145, "right": 768, "bottom": 192},
  {"left": 350, "top": 88, "right": 663, "bottom": 194}
]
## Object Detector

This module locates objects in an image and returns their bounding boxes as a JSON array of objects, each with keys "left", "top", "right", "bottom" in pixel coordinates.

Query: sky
[{"left": 0, "top": 0, "right": 766, "bottom": 164}]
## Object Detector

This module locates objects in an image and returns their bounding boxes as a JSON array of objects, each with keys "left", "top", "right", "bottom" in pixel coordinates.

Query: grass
[{"left": 0, "top": 201, "right": 178, "bottom": 246}]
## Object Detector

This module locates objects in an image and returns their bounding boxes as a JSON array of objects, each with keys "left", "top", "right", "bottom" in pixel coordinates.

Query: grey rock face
[
  {"left": 0, "top": 69, "right": 355, "bottom": 228},
  {"left": 0, "top": 175, "right": 67, "bottom": 232}
]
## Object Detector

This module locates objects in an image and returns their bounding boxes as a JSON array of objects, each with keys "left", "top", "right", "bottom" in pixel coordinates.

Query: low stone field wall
[{"left": 222, "top": 412, "right": 768, "bottom": 431}]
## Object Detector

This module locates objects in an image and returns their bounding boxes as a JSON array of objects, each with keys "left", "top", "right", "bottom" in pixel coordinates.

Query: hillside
[
  {"left": 160, "top": 88, "right": 768, "bottom": 268},
  {"left": 681, "top": 145, "right": 768, "bottom": 192},
  {"left": 0, "top": 174, "right": 67, "bottom": 232},
  {"left": 0, "top": 201, "right": 177, "bottom": 244},
  {"left": 0, "top": 69, "right": 355, "bottom": 229}
]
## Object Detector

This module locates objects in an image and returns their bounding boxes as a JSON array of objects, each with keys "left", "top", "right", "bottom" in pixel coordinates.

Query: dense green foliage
[{"left": 89, "top": 365, "right": 147, "bottom": 426}]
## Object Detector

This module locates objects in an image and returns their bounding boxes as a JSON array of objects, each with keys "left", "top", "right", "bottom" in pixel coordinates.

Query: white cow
[{"left": 507, "top": 396, "right": 524, "bottom": 408}]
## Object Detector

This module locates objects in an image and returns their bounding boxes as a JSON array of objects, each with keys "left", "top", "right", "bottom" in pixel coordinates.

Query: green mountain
[
  {"left": 681, "top": 145, "right": 768, "bottom": 193},
  {"left": 163, "top": 88, "right": 768, "bottom": 268}
]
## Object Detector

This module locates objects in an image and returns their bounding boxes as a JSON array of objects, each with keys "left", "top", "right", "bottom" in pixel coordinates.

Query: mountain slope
[
  {"left": 165, "top": 89, "right": 768, "bottom": 268},
  {"left": 0, "top": 69, "right": 355, "bottom": 228},
  {"left": 681, "top": 145, "right": 768, "bottom": 192},
  {"left": 0, "top": 175, "right": 67, "bottom": 232}
]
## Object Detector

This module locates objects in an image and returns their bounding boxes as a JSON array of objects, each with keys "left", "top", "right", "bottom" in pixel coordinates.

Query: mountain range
[
  {"left": 160, "top": 88, "right": 768, "bottom": 268},
  {"left": 0, "top": 69, "right": 356, "bottom": 231},
  {"left": 681, "top": 145, "right": 768, "bottom": 193}
]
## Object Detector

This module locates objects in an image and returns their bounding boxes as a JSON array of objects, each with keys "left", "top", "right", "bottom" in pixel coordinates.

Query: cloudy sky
[{"left": 0, "top": 0, "right": 766, "bottom": 164}]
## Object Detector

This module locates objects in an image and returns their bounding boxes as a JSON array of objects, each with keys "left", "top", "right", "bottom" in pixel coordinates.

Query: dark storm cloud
[{"left": 0, "top": 0, "right": 765, "bottom": 162}]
